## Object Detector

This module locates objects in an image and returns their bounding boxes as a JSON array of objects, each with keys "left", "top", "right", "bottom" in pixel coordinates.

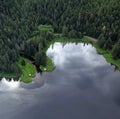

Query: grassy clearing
[
  {"left": 103, "top": 53, "right": 120, "bottom": 69},
  {"left": 38, "top": 25, "right": 53, "bottom": 32},
  {"left": 40, "top": 56, "right": 55, "bottom": 72},
  {"left": 18, "top": 57, "right": 36, "bottom": 83}
]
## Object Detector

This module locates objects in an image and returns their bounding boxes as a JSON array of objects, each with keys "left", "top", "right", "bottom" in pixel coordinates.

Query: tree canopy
[{"left": 0, "top": 0, "right": 120, "bottom": 75}]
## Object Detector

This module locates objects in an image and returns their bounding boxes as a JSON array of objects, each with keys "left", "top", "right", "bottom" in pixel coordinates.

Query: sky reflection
[
  {"left": 47, "top": 43, "right": 107, "bottom": 69},
  {"left": 0, "top": 42, "right": 120, "bottom": 119}
]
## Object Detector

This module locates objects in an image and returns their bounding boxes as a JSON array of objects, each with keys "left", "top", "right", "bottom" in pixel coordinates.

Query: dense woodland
[{"left": 0, "top": 0, "right": 120, "bottom": 75}]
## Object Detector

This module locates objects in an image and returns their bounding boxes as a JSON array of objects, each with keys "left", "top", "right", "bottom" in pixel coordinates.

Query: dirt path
[{"left": 84, "top": 36, "right": 97, "bottom": 42}]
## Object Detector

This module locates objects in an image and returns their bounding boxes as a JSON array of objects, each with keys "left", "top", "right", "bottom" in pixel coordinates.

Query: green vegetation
[
  {"left": 112, "top": 41, "right": 120, "bottom": 59},
  {"left": 103, "top": 54, "right": 120, "bottom": 70},
  {"left": 84, "top": 37, "right": 120, "bottom": 70},
  {"left": 53, "top": 37, "right": 81, "bottom": 42},
  {"left": 42, "top": 36, "right": 88, "bottom": 72},
  {"left": 18, "top": 57, "right": 36, "bottom": 83},
  {"left": 40, "top": 57, "right": 55, "bottom": 72},
  {"left": 94, "top": 44, "right": 120, "bottom": 70},
  {"left": 52, "top": 36, "right": 120, "bottom": 70},
  {"left": 44, "top": 36, "right": 120, "bottom": 71},
  {"left": 38, "top": 25, "right": 54, "bottom": 33},
  {"left": 0, "top": 0, "right": 120, "bottom": 82},
  {"left": 0, "top": 73, "right": 21, "bottom": 79},
  {"left": 44, "top": 36, "right": 93, "bottom": 51},
  {"left": 42, "top": 36, "right": 86, "bottom": 72}
]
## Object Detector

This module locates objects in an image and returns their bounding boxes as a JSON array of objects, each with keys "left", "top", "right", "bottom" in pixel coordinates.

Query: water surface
[{"left": 0, "top": 43, "right": 120, "bottom": 119}]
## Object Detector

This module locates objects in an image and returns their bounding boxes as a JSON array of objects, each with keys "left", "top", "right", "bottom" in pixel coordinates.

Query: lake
[{"left": 0, "top": 42, "right": 120, "bottom": 119}]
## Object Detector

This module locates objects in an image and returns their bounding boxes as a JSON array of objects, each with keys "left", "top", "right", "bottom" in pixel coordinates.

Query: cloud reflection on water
[
  {"left": 0, "top": 42, "right": 120, "bottom": 119},
  {"left": 47, "top": 43, "right": 107, "bottom": 69}
]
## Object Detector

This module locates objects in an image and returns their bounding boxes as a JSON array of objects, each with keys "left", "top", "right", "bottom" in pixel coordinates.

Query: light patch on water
[
  {"left": 0, "top": 78, "right": 20, "bottom": 91},
  {"left": 47, "top": 43, "right": 107, "bottom": 69}
]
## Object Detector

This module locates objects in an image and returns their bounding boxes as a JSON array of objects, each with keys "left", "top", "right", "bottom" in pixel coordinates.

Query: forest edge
[{"left": 0, "top": 36, "right": 120, "bottom": 83}]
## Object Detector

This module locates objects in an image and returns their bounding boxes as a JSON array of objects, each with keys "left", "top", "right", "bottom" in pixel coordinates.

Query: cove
[{"left": 0, "top": 43, "right": 120, "bottom": 119}]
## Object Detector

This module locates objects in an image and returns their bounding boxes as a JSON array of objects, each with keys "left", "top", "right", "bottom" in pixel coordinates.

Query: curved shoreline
[
  {"left": 1, "top": 36, "right": 119, "bottom": 83},
  {"left": 84, "top": 36, "right": 120, "bottom": 70},
  {"left": 18, "top": 36, "right": 120, "bottom": 83}
]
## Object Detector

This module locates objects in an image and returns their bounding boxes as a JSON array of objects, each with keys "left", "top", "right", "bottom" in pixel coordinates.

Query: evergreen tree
[
  {"left": 98, "top": 33, "right": 106, "bottom": 48},
  {"left": 62, "top": 26, "right": 68, "bottom": 37},
  {"left": 112, "top": 40, "right": 120, "bottom": 59}
]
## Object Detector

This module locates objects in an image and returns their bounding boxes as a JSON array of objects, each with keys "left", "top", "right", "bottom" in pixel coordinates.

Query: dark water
[{"left": 1, "top": 43, "right": 120, "bottom": 119}]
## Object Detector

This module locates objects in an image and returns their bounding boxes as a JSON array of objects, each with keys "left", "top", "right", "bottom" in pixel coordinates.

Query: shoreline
[
  {"left": 84, "top": 36, "right": 120, "bottom": 70},
  {"left": 1, "top": 36, "right": 119, "bottom": 83}
]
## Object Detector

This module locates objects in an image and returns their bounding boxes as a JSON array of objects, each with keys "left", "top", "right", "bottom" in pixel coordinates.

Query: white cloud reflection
[
  {"left": 0, "top": 42, "right": 120, "bottom": 119},
  {"left": 0, "top": 78, "right": 20, "bottom": 91},
  {"left": 47, "top": 43, "right": 107, "bottom": 69}
]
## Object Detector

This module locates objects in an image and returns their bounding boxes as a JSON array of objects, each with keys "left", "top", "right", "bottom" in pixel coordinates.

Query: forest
[{"left": 0, "top": 0, "right": 120, "bottom": 77}]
